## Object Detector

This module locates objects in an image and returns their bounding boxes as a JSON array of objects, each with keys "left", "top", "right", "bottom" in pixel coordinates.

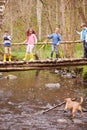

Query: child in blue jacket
[{"left": 47, "top": 28, "right": 61, "bottom": 60}]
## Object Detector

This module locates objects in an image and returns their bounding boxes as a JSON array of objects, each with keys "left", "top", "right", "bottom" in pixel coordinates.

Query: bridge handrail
[{"left": 0, "top": 40, "right": 83, "bottom": 46}]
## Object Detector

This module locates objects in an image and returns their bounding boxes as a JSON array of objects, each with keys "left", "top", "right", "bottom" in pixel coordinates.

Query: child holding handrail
[
  {"left": 47, "top": 28, "right": 61, "bottom": 60},
  {"left": 23, "top": 28, "right": 37, "bottom": 61}
]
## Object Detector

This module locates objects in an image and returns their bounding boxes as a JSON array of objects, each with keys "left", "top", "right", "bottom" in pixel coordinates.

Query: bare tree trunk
[
  {"left": 27, "top": 0, "right": 33, "bottom": 27},
  {"left": 60, "top": 0, "right": 66, "bottom": 40},
  {"left": 39, "top": 0, "right": 53, "bottom": 33},
  {"left": 19, "top": 0, "right": 33, "bottom": 27},
  {"left": 60, "top": 0, "right": 67, "bottom": 58},
  {"left": 56, "top": 0, "right": 58, "bottom": 26},
  {"left": 9, "top": 0, "right": 13, "bottom": 36},
  {"left": 69, "top": 0, "right": 75, "bottom": 58},
  {"left": 83, "top": 0, "right": 87, "bottom": 18},
  {"left": 78, "top": 7, "right": 87, "bottom": 24},
  {"left": 66, "top": 1, "right": 71, "bottom": 58},
  {"left": 83, "top": 0, "right": 85, "bottom": 14},
  {"left": 37, "top": 0, "right": 42, "bottom": 40},
  {"left": 19, "top": 0, "right": 23, "bottom": 16}
]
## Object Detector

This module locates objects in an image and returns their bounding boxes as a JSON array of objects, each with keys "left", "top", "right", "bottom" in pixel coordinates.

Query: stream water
[{"left": 0, "top": 69, "right": 87, "bottom": 130}]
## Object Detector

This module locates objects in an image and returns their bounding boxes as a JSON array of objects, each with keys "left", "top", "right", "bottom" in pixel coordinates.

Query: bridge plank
[{"left": 0, "top": 58, "right": 87, "bottom": 71}]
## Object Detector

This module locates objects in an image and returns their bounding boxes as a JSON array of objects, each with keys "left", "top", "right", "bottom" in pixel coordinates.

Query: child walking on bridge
[
  {"left": 3, "top": 30, "right": 12, "bottom": 62},
  {"left": 47, "top": 28, "right": 61, "bottom": 60},
  {"left": 76, "top": 23, "right": 87, "bottom": 58},
  {"left": 23, "top": 28, "right": 37, "bottom": 61}
]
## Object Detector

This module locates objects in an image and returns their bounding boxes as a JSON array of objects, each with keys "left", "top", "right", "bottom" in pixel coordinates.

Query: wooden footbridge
[
  {"left": 0, "top": 58, "right": 87, "bottom": 72},
  {"left": 0, "top": 40, "right": 87, "bottom": 71}
]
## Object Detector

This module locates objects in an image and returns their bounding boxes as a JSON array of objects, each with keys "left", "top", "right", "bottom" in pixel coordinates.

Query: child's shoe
[
  {"left": 30, "top": 54, "right": 34, "bottom": 61},
  {"left": 23, "top": 54, "right": 28, "bottom": 61},
  {"left": 3, "top": 54, "right": 6, "bottom": 62},
  {"left": 9, "top": 55, "right": 11, "bottom": 62}
]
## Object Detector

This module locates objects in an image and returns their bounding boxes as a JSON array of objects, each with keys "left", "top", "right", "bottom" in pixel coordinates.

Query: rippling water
[{"left": 0, "top": 70, "right": 87, "bottom": 130}]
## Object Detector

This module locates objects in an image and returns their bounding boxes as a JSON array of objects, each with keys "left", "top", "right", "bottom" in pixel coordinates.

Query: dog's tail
[{"left": 80, "top": 97, "right": 83, "bottom": 104}]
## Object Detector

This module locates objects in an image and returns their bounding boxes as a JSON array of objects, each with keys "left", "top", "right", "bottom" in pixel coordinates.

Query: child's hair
[
  {"left": 26, "top": 28, "right": 36, "bottom": 36},
  {"left": 5, "top": 30, "right": 8, "bottom": 33}
]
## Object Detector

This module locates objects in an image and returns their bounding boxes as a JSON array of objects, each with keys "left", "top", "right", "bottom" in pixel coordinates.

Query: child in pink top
[{"left": 23, "top": 28, "right": 37, "bottom": 61}]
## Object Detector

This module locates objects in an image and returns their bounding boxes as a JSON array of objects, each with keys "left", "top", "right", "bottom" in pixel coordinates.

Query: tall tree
[
  {"left": 37, "top": 0, "right": 42, "bottom": 40},
  {"left": 60, "top": 0, "right": 66, "bottom": 40}
]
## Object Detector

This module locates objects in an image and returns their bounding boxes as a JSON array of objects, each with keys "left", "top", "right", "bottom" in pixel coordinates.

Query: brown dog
[{"left": 64, "top": 97, "right": 83, "bottom": 118}]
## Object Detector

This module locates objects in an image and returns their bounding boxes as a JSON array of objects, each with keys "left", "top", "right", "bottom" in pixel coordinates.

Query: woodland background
[{"left": 0, "top": 0, "right": 87, "bottom": 43}]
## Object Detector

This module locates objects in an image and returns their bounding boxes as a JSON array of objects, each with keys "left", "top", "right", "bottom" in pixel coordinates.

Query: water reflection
[{"left": 0, "top": 70, "right": 86, "bottom": 105}]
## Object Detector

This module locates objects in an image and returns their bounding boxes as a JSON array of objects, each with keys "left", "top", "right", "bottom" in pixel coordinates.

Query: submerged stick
[{"left": 43, "top": 98, "right": 76, "bottom": 114}]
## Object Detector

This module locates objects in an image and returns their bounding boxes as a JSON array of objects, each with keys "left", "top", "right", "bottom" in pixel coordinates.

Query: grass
[
  {"left": 11, "top": 42, "right": 84, "bottom": 60},
  {"left": 74, "top": 43, "right": 83, "bottom": 58},
  {"left": 12, "top": 45, "right": 26, "bottom": 60},
  {"left": 11, "top": 44, "right": 51, "bottom": 60}
]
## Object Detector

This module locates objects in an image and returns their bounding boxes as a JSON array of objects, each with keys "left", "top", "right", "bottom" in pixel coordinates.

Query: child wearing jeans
[
  {"left": 23, "top": 28, "right": 37, "bottom": 61},
  {"left": 47, "top": 28, "right": 61, "bottom": 60}
]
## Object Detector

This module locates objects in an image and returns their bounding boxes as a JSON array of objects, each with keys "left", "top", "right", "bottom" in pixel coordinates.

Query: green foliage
[
  {"left": 11, "top": 42, "right": 84, "bottom": 60},
  {"left": 11, "top": 42, "right": 84, "bottom": 61},
  {"left": 82, "top": 66, "right": 87, "bottom": 80},
  {"left": 74, "top": 43, "right": 83, "bottom": 58},
  {"left": 12, "top": 45, "right": 26, "bottom": 60}
]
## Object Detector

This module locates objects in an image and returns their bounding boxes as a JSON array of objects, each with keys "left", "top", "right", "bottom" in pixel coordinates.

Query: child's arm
[
  {"left": 47, "top": 34, "right": 53, "bottom": 39},
  {"left": 23, "top": 39, "right": 27, "bottom": 43},
  {"left": 57, "top": 34, "right": 61, "bottom": 45},
  {"left": 75, "top": 30, "right": 81, "bottom": 35},
  {"left": 8, "top": 36, "right": 12, "bottom": 41},
  {"left": 23, "top": 37, "right": 28, "bottom": 44},
  {"left": 75, "top": 30, "right": 83, "bottom": 40}
]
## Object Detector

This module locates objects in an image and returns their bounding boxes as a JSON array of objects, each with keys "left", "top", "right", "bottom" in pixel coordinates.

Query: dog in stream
[{"left": 64, "top": 97, "right": 83, "bottom": 118}]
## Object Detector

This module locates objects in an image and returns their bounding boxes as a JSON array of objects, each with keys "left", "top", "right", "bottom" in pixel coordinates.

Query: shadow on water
[{"left": 0, "top": 69, "right": 87, "bottom": 130}]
